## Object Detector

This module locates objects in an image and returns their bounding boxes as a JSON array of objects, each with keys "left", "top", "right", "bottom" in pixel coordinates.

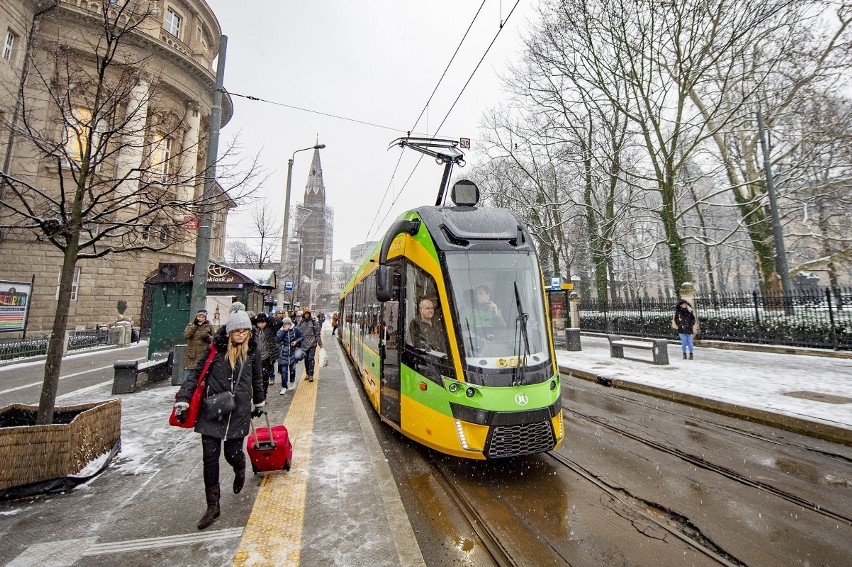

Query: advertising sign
[{"left": 0, "top": 280, "right": 33, "bottom": 332}]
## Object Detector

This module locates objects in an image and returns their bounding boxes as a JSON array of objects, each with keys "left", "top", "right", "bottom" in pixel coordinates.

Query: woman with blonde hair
[{"left": 174, "top": 303, "right": 266, "bottom": 530}]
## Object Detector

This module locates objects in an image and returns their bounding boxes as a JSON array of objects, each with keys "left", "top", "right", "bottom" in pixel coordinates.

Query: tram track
[
  {"left": 429, "top": 458, "right": 520, "bottom": 567},
  {"left": 545, "top": 450, "right": 745, "bottom": 567},
  {"left": 561, "top": 403, "right": 852, "bottom": 527},
  {"left": 567, "top": 380, "right": 852, "bottom": 463}
]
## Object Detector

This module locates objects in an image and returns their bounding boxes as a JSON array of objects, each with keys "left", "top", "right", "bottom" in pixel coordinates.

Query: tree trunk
[{"left": 37, "top": 238, "right": 80, "bottom": 425}]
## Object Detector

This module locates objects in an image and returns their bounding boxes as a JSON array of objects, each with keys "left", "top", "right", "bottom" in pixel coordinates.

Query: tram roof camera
[{"left": 451, "top": 179, "right": 479, "bottom": 207}]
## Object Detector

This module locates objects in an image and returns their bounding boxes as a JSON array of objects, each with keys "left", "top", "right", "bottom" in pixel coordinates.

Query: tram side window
[
  {"left": 364, "top": 271, "right": 382, "bottom": 352},
  {"left": 404, "top": 264, "right": 448, "bottom": 354}
]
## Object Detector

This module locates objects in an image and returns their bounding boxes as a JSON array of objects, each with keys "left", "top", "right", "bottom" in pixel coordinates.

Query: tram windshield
[{"left": 446, "top": 251, "right": 549, "bottom": 369}]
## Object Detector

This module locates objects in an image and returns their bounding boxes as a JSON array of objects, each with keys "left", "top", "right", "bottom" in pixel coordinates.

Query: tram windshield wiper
[{"left": 513, "top": 281, "right": 530, "bottom": 386}]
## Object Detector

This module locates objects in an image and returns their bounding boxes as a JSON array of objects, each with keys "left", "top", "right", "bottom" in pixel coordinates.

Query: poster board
[{"left": 0, "top": 280, "right": 33, "bottom": 332}]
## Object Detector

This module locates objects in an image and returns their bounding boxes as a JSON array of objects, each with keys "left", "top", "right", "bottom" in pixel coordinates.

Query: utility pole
[
  {"left": 277, "top": 144, "right": 325, "bottom": 308},
  {"left": 190, "top": 36, "right": 227, "bottom": 318},
  {"left": 756, "top": 110, "right": 793, "bottom": 314}
]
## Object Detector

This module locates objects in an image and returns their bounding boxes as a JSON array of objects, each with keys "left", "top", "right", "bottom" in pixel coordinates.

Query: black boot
[
  {"left": 689, "top": 352, "right": 694, "bottom": 360},
  {"left": 233, "top": 463, "right": 245, "bottom": 494},
  {"left": 683, "top": 352, "right": 687, "bottom": 360},
  {"left": 198, "top": 484, "right": 220, "bottom": 530}
]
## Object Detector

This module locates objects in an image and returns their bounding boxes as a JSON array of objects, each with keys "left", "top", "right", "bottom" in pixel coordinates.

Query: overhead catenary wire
[
  {"left": 227, "top": 92, "right": 411, "bottom": 134},
  {"left": 407, "top": 0, "right": 488, "bottom": 136},
  {"left": 366, "top": 0, "right": 522, "bottom": 243},
  {"left": 361, "top": 1, "right": 489, "bottom": 245}
]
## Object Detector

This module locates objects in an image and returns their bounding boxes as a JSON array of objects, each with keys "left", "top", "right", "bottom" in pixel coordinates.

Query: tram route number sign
[
  {"left": 550, "top": 277, "right": 561, "bottom": 291},
  {"left": 459, "top": 138, "right": 470, "bottom": 149},
  {"left": 284, "top": 281, "right": 294, "bottom": 292}
]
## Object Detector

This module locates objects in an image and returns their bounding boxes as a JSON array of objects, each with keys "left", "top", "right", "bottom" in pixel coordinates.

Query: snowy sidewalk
[{"left": 556, "top": 334, "right": 852, "bottom": 445}]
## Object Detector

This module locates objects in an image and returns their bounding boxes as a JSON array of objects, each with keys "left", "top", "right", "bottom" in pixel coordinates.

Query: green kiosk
[{"left": 142, "top": 262, "right": 274, "bottom": 359}]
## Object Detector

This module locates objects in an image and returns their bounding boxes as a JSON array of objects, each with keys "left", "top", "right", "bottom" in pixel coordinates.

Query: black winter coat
[
  {"left": 176, "top": 329, "right": 265, "bottom": 439},
  {"left": 674, "top": 304, "right": 696, "bottom": 335}
]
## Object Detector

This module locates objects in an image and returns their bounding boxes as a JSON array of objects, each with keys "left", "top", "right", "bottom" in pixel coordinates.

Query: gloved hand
[
  {"left": 174, "top": 401, "right": 190, "bottom": 423},
  {"left": 251, "top": 400, "right": 267, "bottom": 418}
]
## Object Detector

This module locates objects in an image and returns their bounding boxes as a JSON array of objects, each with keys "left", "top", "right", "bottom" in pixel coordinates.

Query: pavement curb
[{"left": 560, "top": 364, "right": 852, "bottom": 447}]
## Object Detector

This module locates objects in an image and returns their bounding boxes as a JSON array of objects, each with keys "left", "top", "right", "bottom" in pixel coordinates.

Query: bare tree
[
  {"left": 683, "top": 1, "right": 852, "bottom": 293},
  {"left": 225, "top": 200, "right": 281, "bottom": 268},
  {"left": 0, "top": 2, "right": 256, "bottom": 424}
]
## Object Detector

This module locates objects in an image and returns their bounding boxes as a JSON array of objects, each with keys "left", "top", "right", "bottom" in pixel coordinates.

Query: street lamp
[{"left": 277, "top": 143, "right": 325, "bottom": 309}]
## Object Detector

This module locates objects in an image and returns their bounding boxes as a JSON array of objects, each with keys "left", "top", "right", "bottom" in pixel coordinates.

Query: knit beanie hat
[
  {"left": 226, "top": 303, "right": 252, "bottom": 334},
  {"left": 281, "top": 317, "right": 293, "bottom": 326}
]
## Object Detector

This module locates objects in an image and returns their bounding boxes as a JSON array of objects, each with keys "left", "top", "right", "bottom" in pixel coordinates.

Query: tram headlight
[
  {"left": 448, "top": 382, "right": 459, "bottom": 393},
  {"left": 465, "top": 387, "right": 476, "bottom": 398},
  {"left": 454, "top": 419, "right": 470, "bottom": 450}
]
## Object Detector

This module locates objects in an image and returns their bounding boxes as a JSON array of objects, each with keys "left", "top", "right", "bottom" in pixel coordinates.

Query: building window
[
  {"left": 3, "top": 30, "right": 16, "bottom": 61},
  {"left": 151, "top": 133, "right": 172, "bottom": 182},
  {"left": 56, "top": 267, "right": 82, "bottom": 301},
  {"left": 64, "top": 107, "right": 104, "bottom": 165},
  {"left": 164, "top": 8, "right": 182, "bottom": 38}
]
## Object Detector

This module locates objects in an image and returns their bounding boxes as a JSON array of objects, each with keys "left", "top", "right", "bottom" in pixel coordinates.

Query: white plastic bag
[{"left": 318, "top": 347, "right": 328, "bottom": 367}]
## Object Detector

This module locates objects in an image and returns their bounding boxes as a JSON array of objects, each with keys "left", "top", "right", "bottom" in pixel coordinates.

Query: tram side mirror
[{"left": 376, "top": 265, "right": 392, "bottom": 302}]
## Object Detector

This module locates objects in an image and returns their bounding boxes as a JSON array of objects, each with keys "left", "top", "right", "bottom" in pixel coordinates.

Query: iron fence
[
  {"left": 575, "top": 287, "right": 852, "bottom": 351},
  {"left": 0, "top": 327, "right": 118, "bottom": 362}
]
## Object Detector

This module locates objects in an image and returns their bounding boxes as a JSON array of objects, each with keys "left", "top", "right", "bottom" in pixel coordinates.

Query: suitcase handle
[{"left": 249, "top": 411, "right": 277, "bottom": 449}]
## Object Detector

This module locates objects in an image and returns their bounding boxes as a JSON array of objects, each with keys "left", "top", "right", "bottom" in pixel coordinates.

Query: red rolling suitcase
[{"left": 247, "top": 413, "right": 292, "bottom": 473}]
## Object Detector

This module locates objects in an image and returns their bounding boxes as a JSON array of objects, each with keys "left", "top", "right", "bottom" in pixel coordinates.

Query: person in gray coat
[
  {"left": 297, "top": 307, "right": 323, "bottom": 382},
  {"left": 174, "top": 303, "right": 266, "bottom": 530}
]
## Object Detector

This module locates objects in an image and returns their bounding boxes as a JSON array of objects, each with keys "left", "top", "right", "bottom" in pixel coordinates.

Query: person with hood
[
  {"left": 331, "top": 312, "right": 340, "bottom": 335},
  {"left": 174, "top": 303, "right": 266, "bottom": 530},
  {"left": 275, "top": 316, "right": 304, "bottom": 394},
  {"left": 182, "top": 309, "right": 215, "bottom": 372},
  {"left": 297, "top": 307, "right": 323, "bottom": 382},
  {"left": 673, "top": 299, "right": 698, "bottom": 360},
  {"left": 254, "top": 312, "right": 278, "bottom": 388}
]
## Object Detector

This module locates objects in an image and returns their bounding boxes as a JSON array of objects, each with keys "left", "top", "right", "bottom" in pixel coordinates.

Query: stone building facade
[{"left": 0, "top": 0, "right": 233, "bottom": 333}]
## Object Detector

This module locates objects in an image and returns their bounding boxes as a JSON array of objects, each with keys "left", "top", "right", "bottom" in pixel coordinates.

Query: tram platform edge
[
  {"left": 556, "top": 334, "right": 852, "bottom": 446},
  {"left": 0, "top": 333, "right": 427, "bottom": 566}
]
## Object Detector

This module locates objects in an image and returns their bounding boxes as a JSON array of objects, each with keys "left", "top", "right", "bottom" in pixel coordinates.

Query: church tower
[{"left": 293, "top": 145, "right": 334, "bottom": 308}]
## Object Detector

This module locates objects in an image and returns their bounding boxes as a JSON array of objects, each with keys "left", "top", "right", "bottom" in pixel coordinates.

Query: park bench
[
  {"left": 112, "top": 351, "right": 171, "bottom": 394},
  {"left": 607, "top": 334, "right": 669, "bottom": 365}
]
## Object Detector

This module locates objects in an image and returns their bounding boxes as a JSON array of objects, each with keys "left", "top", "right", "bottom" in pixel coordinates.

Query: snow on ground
[{"left": 556, "top": 335, "right": 852, "bottom": 429}]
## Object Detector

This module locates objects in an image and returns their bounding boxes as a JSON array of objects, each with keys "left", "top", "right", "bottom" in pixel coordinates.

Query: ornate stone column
[
  {"left": 177, "top": 101, "right": 201, "bottom": 204},
  {"left": 114, "top": 77, "right": 150, "bottom": 204}
]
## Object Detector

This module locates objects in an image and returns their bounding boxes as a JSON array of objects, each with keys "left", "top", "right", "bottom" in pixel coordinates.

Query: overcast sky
[{"left": 204, "top": 0, "right": 540, "bottom": 263}]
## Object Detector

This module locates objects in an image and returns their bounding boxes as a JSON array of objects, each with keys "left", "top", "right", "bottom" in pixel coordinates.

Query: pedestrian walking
[
  {"left": 251, "top": 313, "right": 273, "bottom": 397},
  {"left": 276, "top": 316, "right": 304, "bottom": 394},
  {"left": 182, "top": 310, "right": 215, "bottom": 375},
  {"left": 673, "top": 299, "right": 698, "bottom": 359},
  {"left": 270, "top": 307, "right": 286, "bottom": 335},
  {"left": 297, "top": 307, "right": 323, "bottom": 382},
  {"left": 331, "top": 312, "right": 340, "bottom": 335},
  {"left": 173, "top": 303, "right": 266, "bottom": 530},
  {"left": 255, "top": 312, "right": 278, "bottom": 388}
]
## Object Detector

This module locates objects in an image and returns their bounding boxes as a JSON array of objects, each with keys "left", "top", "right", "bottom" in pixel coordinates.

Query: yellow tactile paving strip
[{"left": 232, "top": 361, "right": 321, "bottom": 566}]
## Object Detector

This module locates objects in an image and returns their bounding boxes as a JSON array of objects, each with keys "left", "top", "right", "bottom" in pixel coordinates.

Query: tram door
[{"left": 380, "top": 266, "right": 402, "bottom": 426}]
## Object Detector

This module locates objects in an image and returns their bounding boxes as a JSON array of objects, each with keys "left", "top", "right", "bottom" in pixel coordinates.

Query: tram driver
[
  {"left": 408, "top": 296, "right": 447, "bottom": 353},
  {"left": 461, "top": 284, "right": 506, "bottom": 328}
]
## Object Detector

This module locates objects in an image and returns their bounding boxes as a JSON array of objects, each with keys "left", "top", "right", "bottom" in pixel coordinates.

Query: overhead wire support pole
[
  {"left": 277, "top": 143, "right": 325, "bottom": 310},
  {"left": 756, "top": 110, "right": 793, "bottom": 315},
  {"left": 190, "top": 35, "right": 227, "bottom": 318}
]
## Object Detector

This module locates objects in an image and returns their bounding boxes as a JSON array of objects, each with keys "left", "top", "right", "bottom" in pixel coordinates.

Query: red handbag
[{"left": 169, "top": 346, "right": 217, "bottom": 428}]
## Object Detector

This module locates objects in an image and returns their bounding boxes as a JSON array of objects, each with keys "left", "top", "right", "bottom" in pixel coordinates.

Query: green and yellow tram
[{"left": 338, "top": 139, "right": 564, "bottom": 460}]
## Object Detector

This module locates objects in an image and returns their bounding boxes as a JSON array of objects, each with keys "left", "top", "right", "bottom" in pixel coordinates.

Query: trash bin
[
  {"left": 566, "top": 328, "right": 581, "bottom": 351},
  {"left": 112, "top": 361, "right": 138, "bottom": 394},
  {"left": 171, "top": 345, "right": 186, "bottom": 385}
]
